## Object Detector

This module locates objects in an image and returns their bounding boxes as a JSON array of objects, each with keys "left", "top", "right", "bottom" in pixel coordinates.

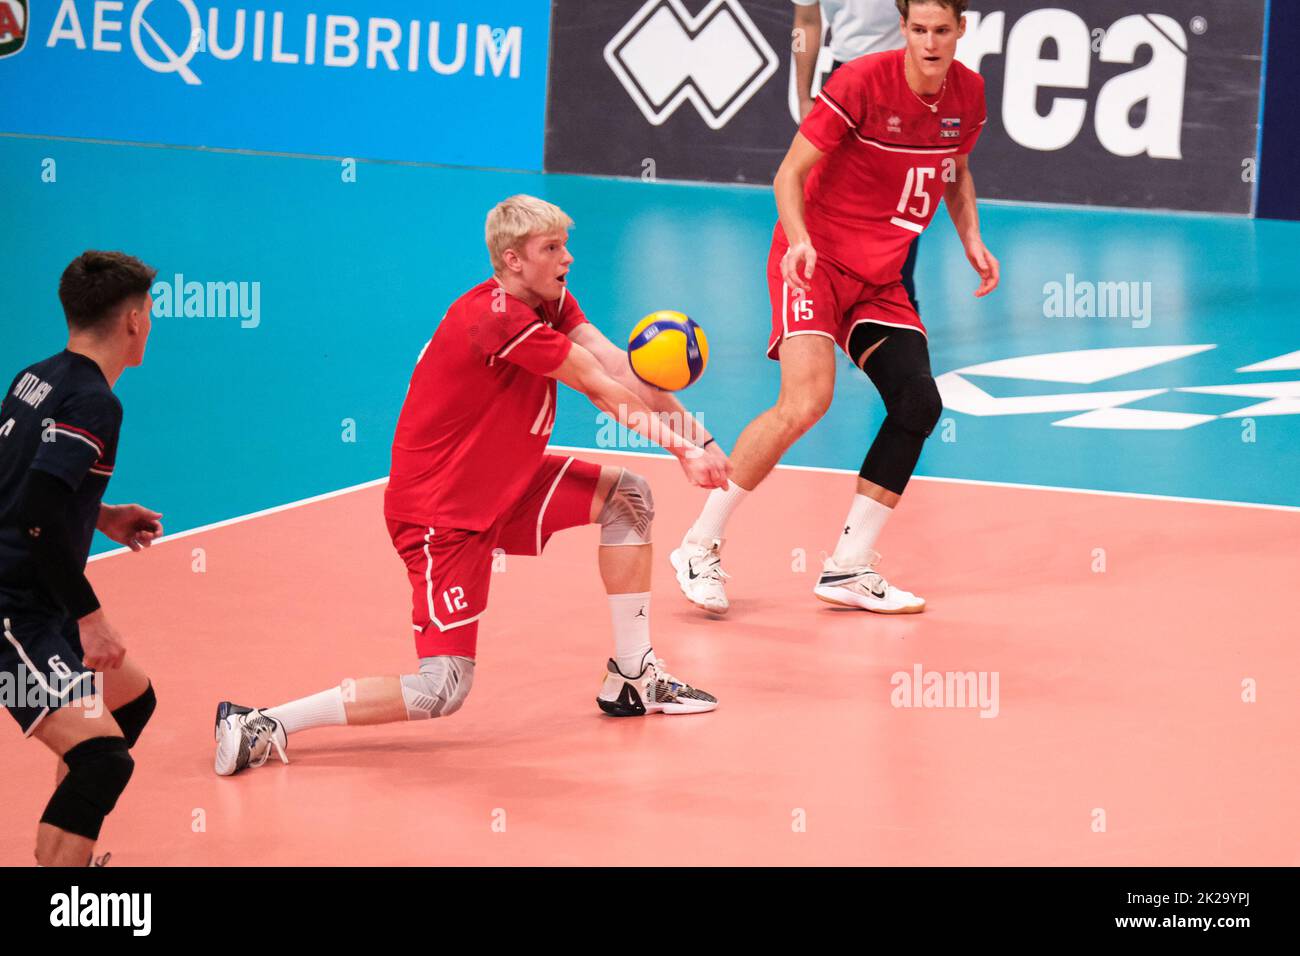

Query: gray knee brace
[
  {"left": 400, "top": 655, "right": 475, "bottom": 720},
  {"left": 597, "top": 469, "right": 654, "bottom": 546}
]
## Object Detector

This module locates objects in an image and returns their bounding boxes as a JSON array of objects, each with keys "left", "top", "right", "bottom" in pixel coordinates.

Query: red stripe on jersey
[{"left": 54, "top": 422, "right": 105, "bottom": 453}]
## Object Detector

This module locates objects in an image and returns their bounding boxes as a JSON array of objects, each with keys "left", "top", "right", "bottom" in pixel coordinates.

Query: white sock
[
  {"left": 686, "top": 481, "right": 749, "bottom": 544},
  {"left": 264, "top": 687, "right": 348, "bottom": 736},
  {"left": 608, "top": 591, "right": 653, "bottom": 676},
  {"left": 831, "top": 494, "right": 893, "bottom": 568}
]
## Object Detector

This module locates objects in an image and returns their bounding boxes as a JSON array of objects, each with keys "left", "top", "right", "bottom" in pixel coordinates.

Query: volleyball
[{"left": 626, "top": 310, "right": 709, "bottom": 391}]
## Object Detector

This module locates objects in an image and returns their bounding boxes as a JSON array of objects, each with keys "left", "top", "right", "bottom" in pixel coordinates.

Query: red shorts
[
  {"left": 386, "top": 455, "right": 602, "bottom": 660},
  {"left": 766, "top": 234, "right": 925, "bottom": 360}
]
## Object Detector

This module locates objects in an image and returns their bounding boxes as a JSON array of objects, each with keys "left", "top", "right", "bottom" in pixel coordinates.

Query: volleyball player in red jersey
[
  {"left": 673, "top": 0, "right": 998, "bottom": 615},
  {"left": 213, "top": 196, "right": 729, "bottom": 775}
]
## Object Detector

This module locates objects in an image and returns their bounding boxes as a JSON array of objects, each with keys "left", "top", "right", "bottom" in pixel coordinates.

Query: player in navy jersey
[{"left": 0, "top": 251, "right": 164, "bottom": 866}]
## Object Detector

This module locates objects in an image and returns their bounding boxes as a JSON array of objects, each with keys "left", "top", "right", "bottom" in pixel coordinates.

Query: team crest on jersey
[
  {"left": 940, "top": 117, "right": 961, "bottom": 139},
  {"left": 0, "top": 0, "right": 27, "bottom": 58}
]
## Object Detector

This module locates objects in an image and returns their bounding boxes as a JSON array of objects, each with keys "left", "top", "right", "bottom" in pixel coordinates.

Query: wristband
[{"left": 701, "top": 438, "right": 716, "bottom": 450}]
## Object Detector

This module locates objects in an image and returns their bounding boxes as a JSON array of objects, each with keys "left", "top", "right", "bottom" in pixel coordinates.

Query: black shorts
[{"left": 1, "top": 601, "right": 96, "bottom": 736}]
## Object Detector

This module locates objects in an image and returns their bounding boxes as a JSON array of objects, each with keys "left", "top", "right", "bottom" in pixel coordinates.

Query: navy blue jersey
[{"left": 0, "top": 351, "right": 122, "bottom": 610}]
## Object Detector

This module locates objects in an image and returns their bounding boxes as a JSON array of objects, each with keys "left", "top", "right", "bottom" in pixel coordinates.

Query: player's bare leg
[
  {"left": 212, "top": 660, "right": 466, "bottom": 775},
  {"left": 32, "top": 702, "right": 129, "bottom": 867},
  {"left": 591, "top": 465, "right": 716, "bottom": 715},
  {"left": 674, "top": 336, "right": 837, "bottom": 612}
]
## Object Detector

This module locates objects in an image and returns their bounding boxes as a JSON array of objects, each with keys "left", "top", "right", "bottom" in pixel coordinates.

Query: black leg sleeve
[
  {"left": 111, "top": 682, "right": 157, "bottom": 748},
  {"left": 849, "top": 324, "right": 941, "bottom": 496}
]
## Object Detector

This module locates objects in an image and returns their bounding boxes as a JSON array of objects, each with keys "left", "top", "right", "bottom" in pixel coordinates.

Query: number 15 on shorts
[{"left": 791, "top": 289, "right": 815, "bottom": 322}]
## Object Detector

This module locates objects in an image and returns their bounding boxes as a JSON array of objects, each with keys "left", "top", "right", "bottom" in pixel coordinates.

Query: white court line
[
  {"left": 87, "top": 447, "right": 1300, "bottom": 564},
  {"left": 87, "top": 477, "right": 389, "bottom": 563},
  {"left": 547, "top": 446, "right": 1300, "bottom": 513}
]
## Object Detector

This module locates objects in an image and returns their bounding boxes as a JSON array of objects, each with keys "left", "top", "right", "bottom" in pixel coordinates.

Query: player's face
[
  {"left": 901, "top": 5, "right": 965, "bottom": 84},
  {"left": 518, "top": 230, "right": 573, "bottom": 303}
]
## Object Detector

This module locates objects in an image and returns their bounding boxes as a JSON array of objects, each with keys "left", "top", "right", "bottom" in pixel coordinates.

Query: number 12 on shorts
[{"left": 443, "top": 587, "right": 468, "bottom": 614}]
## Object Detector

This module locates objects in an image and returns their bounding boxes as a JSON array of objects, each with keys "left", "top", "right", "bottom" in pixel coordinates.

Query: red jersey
[
  {"left": 790, "top": 49, "right": 987, "bottom": 285},
  {"left": 384, "top": 279, "right": 588, "bottom": 531}
]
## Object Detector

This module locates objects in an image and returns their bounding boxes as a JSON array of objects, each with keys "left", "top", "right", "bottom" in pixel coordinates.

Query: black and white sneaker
[
  {"left": 813, "top": 552, "right": 925, "bottom": 614},
  {"left": 597, "top": 651, "right": 718, "bottom": 716},
  {"left": 214, "top": 702, "right": 288, "bottom": 776}
]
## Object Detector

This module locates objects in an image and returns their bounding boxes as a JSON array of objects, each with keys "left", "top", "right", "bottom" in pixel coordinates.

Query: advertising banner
[
  {"left": 545, "top": 0, "right": 1267, "bottom": 213},
  {"left": 0, "top": 0, "right": 552, "bottom": 170}
]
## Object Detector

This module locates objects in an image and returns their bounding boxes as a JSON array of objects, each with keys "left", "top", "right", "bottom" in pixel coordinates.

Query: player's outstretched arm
[
  {"left": 774, "top": 133, "right": 826, "bottom": 291},
  {"left": 566, "top": 324, "right": 726, "bottom": 463},
  {"left": 549, "top": 342, "right": 728, "bottom": 489},
  {"left": 944, "top": 154, "right": 1000, "bottom": 298}
]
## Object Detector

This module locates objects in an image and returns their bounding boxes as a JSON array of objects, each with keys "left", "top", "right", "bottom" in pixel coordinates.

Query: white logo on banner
[
  {"left": 45, "top": 1, "right": 524, "bottom": 86},
  {"left": 131, "top": 0, "right": 203, "bottom": 84},
  {"left": 958, "top": 10, "right": 1188, "bottom": 159},
  {"left": 605, "top": 0, "right": 778, "bottom": 130},
  {"left": 937, "top": 346, "right": 1300, "bottom": 430}
]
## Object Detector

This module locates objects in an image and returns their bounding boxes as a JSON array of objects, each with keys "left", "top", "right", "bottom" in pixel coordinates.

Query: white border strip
[
  {"left": 0, "top": 132, "right": 1254, "bottom": 221},
  {"left": 548, "top": 447, "right": 1300, "bottom": 514},
  {"left": 535, "top": 456, "right": 575, "bottom": 555},
  {"left": 85, "top": 450, "right": 1300, "bottom": 565},
  {"left": 87, "top": 476, "right": 390, "bottom": 562}
]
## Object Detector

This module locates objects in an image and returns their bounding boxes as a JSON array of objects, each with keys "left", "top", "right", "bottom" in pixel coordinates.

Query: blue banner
[{"left": 0, "top": 0, "right": 550, "bottom": 170}]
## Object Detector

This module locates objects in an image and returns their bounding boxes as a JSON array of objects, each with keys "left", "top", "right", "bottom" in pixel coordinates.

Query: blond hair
[{"left": 485, "top": 195, "right": 574, "bottom": 272}]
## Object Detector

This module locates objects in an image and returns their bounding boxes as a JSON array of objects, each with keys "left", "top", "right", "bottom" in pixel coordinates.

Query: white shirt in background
[{"left": 792, "top": 0, "right": 906, "bottom": 63}]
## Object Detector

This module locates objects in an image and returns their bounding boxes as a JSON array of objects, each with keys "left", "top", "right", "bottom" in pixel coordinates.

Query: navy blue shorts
[{"left": 1, "top": 603, "right": 96, "bottom": 736}]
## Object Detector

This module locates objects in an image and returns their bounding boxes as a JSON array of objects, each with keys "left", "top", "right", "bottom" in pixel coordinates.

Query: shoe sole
[
  {"left": 213, "top": 722, "right": 241, "bottom": 776},
  {"left": 813, "top": 586, "right": 925, "bottom": 615},
  {"left": 597, "top": 696, "right": 718, "bottom": 717},
  {"left": 669, "top": 548, "right": 729, "bottom": 615}
]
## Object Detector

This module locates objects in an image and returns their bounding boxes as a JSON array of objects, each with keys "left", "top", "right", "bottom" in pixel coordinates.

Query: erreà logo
[
  {"left": 605, "top": 0, "right": 778, "bottom": 130},
  {"left": 0, "top": 0, "right": 28, "bottom": 58},
  {"left": 958, "top": 10, "right": 1188, "bottom": 159}
]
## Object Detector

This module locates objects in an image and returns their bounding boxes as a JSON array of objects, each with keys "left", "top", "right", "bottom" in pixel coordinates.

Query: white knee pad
[
  {"left": 400, "top": 655, "right": 475, "bottom": 720},
  {"left": 597, "top": 469, "right": 654, "bottom": 546}
]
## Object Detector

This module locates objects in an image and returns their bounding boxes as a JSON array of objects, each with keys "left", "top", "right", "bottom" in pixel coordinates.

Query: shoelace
[
  {"left": 649, "top": 657, "right": 686, "bottom": 694},
  {"left": 851, "top": 571, "right": 889, "bottom": 596},
  {"left": 244, "top": 714, "right": 288, "bottom": 768},
  {"left": 691, "top": 546, "right": 731, "bottom": 584},
  {"left": 823, "top": 552, "right": 891, "bottom": 596}
]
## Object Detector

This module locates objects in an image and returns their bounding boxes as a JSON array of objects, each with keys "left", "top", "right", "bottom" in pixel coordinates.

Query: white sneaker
[
  {"left": 813, "top": 551, "right": 925, "bottom": 614},
  {"left": 669, "top": 537, "right": 730, "bottom": 614},
  {"left": 596, "top": 651, "right": 718, "bottom": 716},
  {"left": 214, "top": 702, "right": 288, "bottom": 776}
]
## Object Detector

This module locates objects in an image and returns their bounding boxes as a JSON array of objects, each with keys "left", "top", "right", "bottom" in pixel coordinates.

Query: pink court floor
[{"left": 2, "top": 449, "right": 1296, "bottom": 866}]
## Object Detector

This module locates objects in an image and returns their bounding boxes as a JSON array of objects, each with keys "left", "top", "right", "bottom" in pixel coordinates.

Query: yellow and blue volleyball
[{"left": 627, "top": 311, "right": 709, "bottom": 391}]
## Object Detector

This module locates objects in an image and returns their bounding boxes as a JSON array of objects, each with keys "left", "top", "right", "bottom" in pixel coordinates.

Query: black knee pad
[
  {"left": 40, "top": 736, "right": 135, "bottom": 841},
  {"left": 112, "top": 682, "right": 156, "bottom": 748},
  {"left": 887, "top": 374, "right": 942, "bottom": 438}
]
